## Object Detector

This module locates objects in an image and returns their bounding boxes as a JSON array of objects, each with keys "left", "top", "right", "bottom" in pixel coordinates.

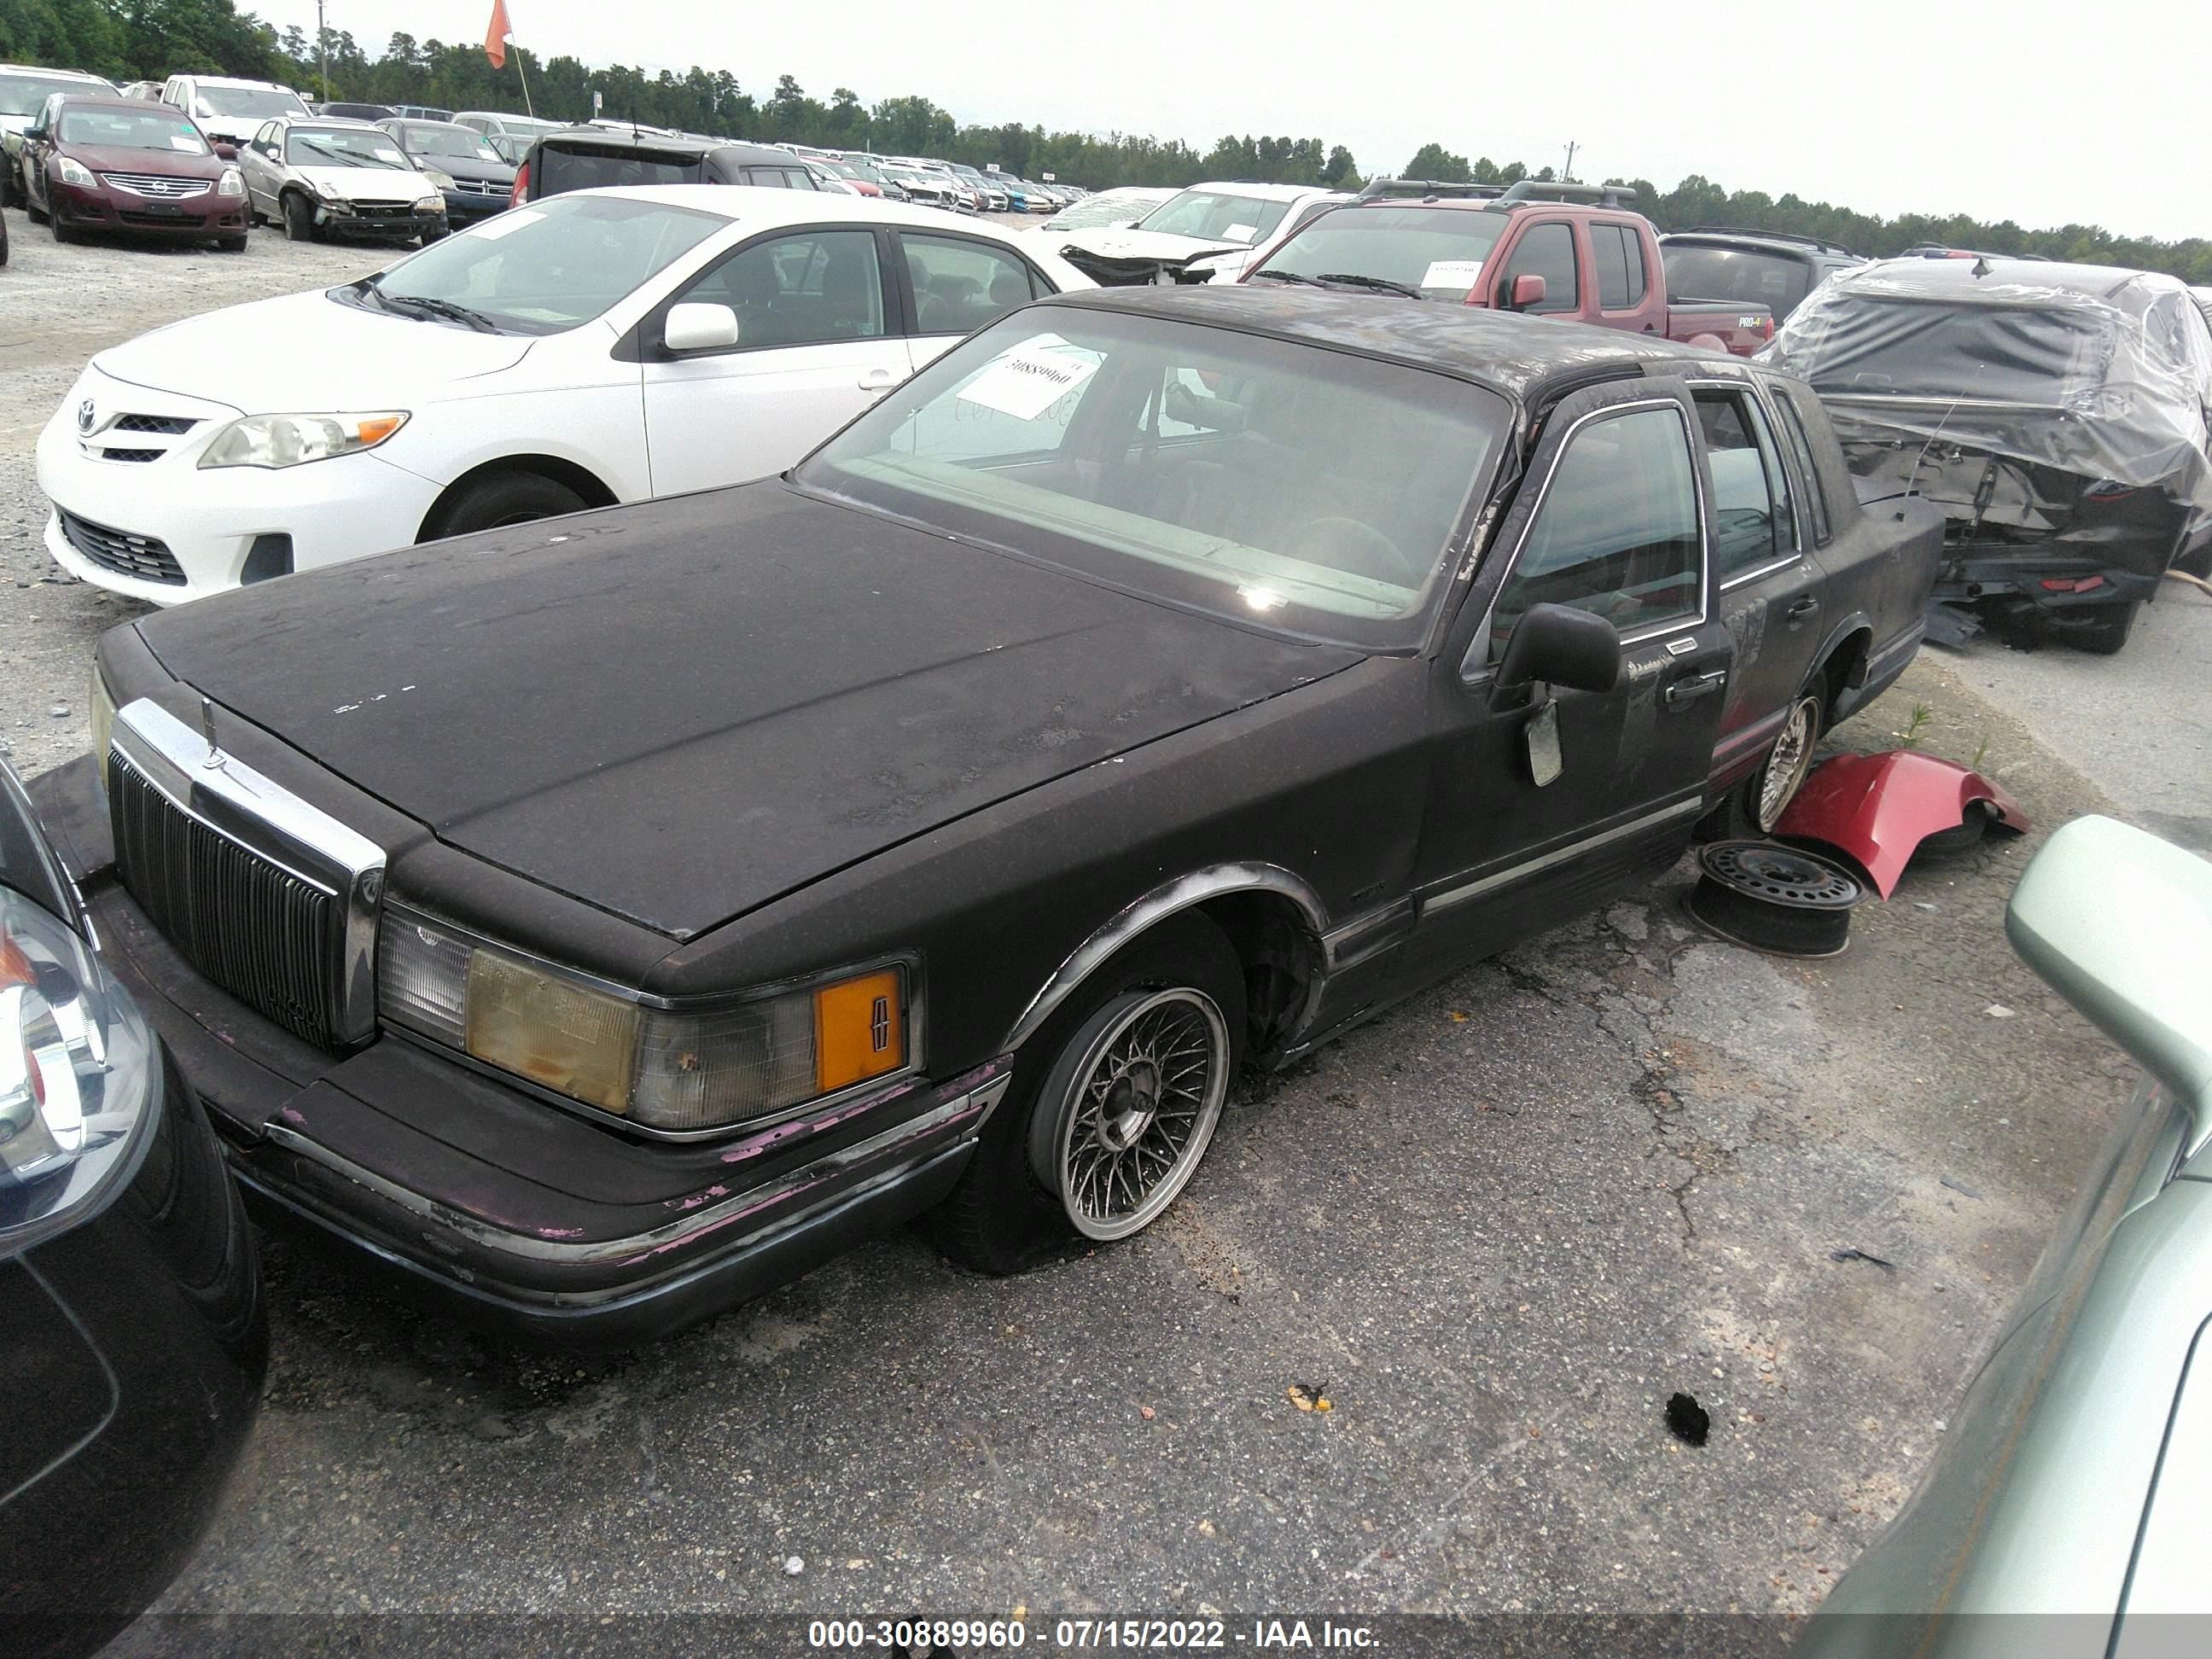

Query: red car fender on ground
[{"left": 1775, "top": 750, "right": 2029, "bottom": 898}]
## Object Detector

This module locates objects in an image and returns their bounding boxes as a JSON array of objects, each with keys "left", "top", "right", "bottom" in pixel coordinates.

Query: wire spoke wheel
[
  {"left": 1054, "top": 988, "right": 1230, "bottom": 1241},
  {"left": 1756, "top": 695, "right": 1821, "bottom": 833}
]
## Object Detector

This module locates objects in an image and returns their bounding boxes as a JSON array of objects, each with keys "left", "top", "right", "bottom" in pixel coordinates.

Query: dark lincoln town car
[{"left": 30, "top": 288, "right": 1937, "bottom": 1345}]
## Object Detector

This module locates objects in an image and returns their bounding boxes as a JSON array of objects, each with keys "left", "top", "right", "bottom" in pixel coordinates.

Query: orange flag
[{"left": 484, "top": 0, "right": 513, "bottom": 68}]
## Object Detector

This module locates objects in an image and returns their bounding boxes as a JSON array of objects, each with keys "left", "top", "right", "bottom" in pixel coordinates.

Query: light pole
[{"left": 315, "top": 0, "right": 330, "bottom": 103}]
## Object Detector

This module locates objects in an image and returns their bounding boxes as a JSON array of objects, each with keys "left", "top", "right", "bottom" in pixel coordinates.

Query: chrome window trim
[
  {"left": 1685, "top": 375, "right": 1807, "bottom": 581},
  {"left": 376, "top": 900, "right": 926, "bottom": 1144},
  {"left": 1469, "top": 396, "right": 1710, "bottom": 675},
  {"left": 1423, "top": 797, "right": 1705, "bottom": 914},
  {"left": 110, "top": 696, "right": 384, "bottom": 1044}
]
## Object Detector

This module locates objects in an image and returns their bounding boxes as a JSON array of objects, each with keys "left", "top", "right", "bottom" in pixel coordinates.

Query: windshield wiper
[
  {"left": 1252, "top": 268, "right": 1322, "bottom": 286},
  {"left": 1318, "top": 273, "right": 1428, "bottom": 300},
  {"left": 379, "top": 294, "right": 501, "bottom": 333}
]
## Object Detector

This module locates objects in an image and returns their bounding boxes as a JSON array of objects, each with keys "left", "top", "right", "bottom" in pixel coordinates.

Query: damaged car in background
[
  {"left": 1767, "top": 258, "right": 2212, "bottom": 654},
  {"left": 33, "top": 288, "right": 1930, "bottom": 1347},
  {"left": 1056, "top": 179, "right": 1348, "bottom": 286}
]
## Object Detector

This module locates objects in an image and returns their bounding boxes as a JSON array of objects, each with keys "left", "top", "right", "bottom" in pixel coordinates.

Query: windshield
[
  {"left": 58, "top": 108, "right": 207, "bottom": 154},
  {"left": 1047, "top": 194, "right": 1166, "bottom": 230},
  {"left": 0, "top": 73, "right": 114, "bottom": 116},
  {"left": 798, "top": 309, "right": 1505, "bottom": 649},
  {"left": 359, "top": 193, "right": 725, "bottom": 335},
  {"left": 1137, "top": 189, "right": 1292, "bottom": 247},
  {"left": 195, "top": 85, "right": 306, "bottom": 119},
  {"left": 1663, "top": 245, "right": 1812, "bottom": 316},
  {"left": 1254, "top": 206, "right": 1508, "bottom": 300},
  {"left": 398, "top": 124, "right": 501, "bottom": 162},
  {"left": 286, "top": 128, "right": 410, "bottom": 168}
]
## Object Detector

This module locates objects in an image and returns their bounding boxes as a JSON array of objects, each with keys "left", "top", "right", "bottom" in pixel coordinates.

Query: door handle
[
  {"left": 1786, "top": 595, "right": 1820, "bottom": 620},
  {"left": 858, "top": 367, "right": 898, "bottom": 393},
  {"left": 1663, "top": 669, "right": 1727, "bottom": 708}
]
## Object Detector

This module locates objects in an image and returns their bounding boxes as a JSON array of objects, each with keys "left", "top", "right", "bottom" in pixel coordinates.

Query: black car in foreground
[
  {"left": 32, "top": 289, "right": 1936, "bottom": 1348},
  {"left": 0, "top": 760, "right": 265, "bottom": 1656},
  {"left": 1770, "top": 258, "right": 2212, "bottom": 653}
]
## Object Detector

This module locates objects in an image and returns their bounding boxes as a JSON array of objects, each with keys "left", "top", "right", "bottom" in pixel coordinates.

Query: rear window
[
  {"left": 538, "top": 143, "right": 702, "bottom": 195},
  {"left": 1664, "top": 244, "right": 1809, "bottom": 314}
]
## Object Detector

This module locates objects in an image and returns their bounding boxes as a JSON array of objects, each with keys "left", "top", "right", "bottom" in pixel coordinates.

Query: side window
[
  {"left": 1695, "top": 390, "right": 1791, "bottom": 579},
  {"left": 1592, "top": 224, "right": 1632, "bottom": 311},
  {"left": 676, "top": 230, "right": 886, "bottom": 350},
  {"left": 1499, "top": 221, "right": 1579, "bottom": 314},
  {"left": 1489, "top": 405, "right": 1702, "bottom": 659},
  {"left": 738, "top": 166, "right": 790, "bottom": 189},
  {"left": 905, "top": 234, "right": 1045, "bottom": 335},
  {"left": 1769, "top": 387, "right": 1832, "bottom": 544},
  {"left": 1621, "top": 226, "right": 1647, "bottom": 304},
  {"left": 253, "top": 121, "right": 276, "bottom": 152}
]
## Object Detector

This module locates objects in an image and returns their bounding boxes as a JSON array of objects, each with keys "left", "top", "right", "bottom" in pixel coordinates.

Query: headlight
[
  {"left": 378, "top": 911, "right": 912, "bottom": 1132},
  {"left": 416, "top": 194, "right": 444, "bottom": 212},
  {"left": 218, "top": 168, "right": 244, "bottom": 196},
  {"left": 88, "top": 663, "right": 115, "bottom": 791},
  {"left": 421, "top": 170, "right": 455, "bottom": 190},
  {"left": 198, "top": 410, "right": 408, "bottom": 470},
  {"left": 1, "top": 886, "right": 160, "bottom": 1254},
  {"left": 55, "top": 156, "right": 94, "bottom": 188}
]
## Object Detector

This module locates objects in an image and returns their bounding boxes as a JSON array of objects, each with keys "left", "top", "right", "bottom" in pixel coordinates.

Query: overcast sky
[{"left": 276, "top": 0, "right": 2203, "bottom": 242}]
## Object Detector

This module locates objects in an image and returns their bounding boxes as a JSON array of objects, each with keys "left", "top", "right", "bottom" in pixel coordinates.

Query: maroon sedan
[{"left": 19, "top": 96, "right": 249, "bottom": 251}]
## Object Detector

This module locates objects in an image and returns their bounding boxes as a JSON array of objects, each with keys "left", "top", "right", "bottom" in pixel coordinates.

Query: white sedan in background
[{"left": 38, "top": 188, "right": 1091, "bottom": 603}]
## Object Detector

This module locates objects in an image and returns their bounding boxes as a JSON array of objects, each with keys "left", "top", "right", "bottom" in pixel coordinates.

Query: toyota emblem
[{"left": 76, "top": 399, "right": 96, "bottom": 435}]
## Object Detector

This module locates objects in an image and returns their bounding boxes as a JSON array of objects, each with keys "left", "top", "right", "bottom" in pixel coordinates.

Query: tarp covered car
[{"left": 1767, "top": 259, "right": 2212, "bottom": 653}]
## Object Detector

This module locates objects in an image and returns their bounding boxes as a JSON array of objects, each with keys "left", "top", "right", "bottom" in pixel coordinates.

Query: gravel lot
[{"left": 0, "top": 209, "right": 2171, "bottom": 1634}]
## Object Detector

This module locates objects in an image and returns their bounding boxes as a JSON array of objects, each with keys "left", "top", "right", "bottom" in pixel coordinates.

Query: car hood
[
  {"left": 134, "top": 482, "right": 1362, "bottom": 938},
  {"left": 90, "top": 288, "right": 535, "bottom": 412},
  {"left": 68, "top": 143, "right": 226, "bottom": 180},
  {"left": 1057, "top": 227, "right": 1255, "bottom": 286},
  {"left": 289, "top": 161, "right": 429, "bottom": 199}
]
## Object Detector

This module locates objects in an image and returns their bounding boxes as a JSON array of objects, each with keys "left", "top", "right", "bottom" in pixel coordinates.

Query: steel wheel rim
[
  {"left": 1055, "top": 987, "right": 1229, "bottom": 1241},
  {"left": 1756, "top": 696, "right": 1819, "bottom": 833}
]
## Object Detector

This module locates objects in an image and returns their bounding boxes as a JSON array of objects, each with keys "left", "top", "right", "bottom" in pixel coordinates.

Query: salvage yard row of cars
[{"left": 6, "top": 46, "right": 2212, "bottom": 1656}]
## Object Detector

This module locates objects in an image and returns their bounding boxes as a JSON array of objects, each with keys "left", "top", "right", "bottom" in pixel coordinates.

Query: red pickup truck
[{"left": 1240, "top": 180, "right": 1774, "bottom": 356}]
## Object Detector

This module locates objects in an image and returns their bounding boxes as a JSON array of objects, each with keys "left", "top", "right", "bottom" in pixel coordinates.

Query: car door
[
  {"left": 1400, "top": 375, "right": 1732, "bottom": 975},
  {"left": 1688, "top": 378, "right": 1826, "bottom": 799},
  {"left": 22, "top": 94, "right": 61, "bottom": 212},
  {"left": 240, "top": 121, "right": 282, "bottom": 214},
  {"left": 1493, "top": 217, "right": 1583, "bottom": 318},
  {"left": 896, "top": 229, "right": 1058, "bottom": 370},
  {"left": 639, "top": 224, "right": 913, "bottom": 495}
]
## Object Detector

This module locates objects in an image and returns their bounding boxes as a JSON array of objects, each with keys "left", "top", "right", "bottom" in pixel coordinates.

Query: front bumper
[
  {"left": 38, "top": 367, "right": 441, "bottom": 602},
  {"left": 439, "top": 186, "right": 510, "bottom": 223},
  {"left": 316, "top": 199, "right": 445, "bottom": 240},
  {"left": 28, "top": 754, "right": 1008, "bottom": 1348},
  {"left": 52, "top": 179, "right": 248, "bottom": 237}
]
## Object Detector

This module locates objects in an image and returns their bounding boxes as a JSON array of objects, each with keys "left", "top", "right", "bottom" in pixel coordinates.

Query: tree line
[{"left": 3, "top": 0, "right": 2203, "bottom": 281}]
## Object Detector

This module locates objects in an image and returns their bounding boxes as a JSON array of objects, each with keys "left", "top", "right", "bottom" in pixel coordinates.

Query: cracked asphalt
[{"left": 0, "top": 211, "right": 2170, "bottom": 1640}]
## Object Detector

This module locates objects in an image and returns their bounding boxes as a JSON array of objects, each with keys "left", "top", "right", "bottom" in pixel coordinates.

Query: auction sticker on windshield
[
  {"left": 956, "top": 337, "right": 1102, "bottom": 421},
  {"left": 1422, "top": 259, "right": 1487, "bottom": 290}
]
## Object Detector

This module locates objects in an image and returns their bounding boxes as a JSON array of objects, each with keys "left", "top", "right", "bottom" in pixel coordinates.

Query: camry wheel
[
  {"left": 932, "top": 912, "right": 1246, "bottom": 1274},
  {"left": 1031, "top": 987, "right": 1231, "bottom": 1241},
  {"left": 423, "top": 471, "right": 588, "bottom": 539}
]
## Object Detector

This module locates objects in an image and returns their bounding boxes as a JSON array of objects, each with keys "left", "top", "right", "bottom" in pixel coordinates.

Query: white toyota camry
[{"left": 38, "top": 187, "right": 1091, "bottom": 602}]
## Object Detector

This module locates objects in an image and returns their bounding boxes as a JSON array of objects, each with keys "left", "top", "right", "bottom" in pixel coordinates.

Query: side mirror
[
  {"left": 212, "top": 141, "right": 237, "bottom": 160},
  {"left": 1484, "top": 602, "right": 1620, "bottom": 700},
  {"left": 1511, "top": 272, "right": 1548, "bottom": 311},
  {"left": 663, "top": 301, "right": 741, "bottom": 354}
]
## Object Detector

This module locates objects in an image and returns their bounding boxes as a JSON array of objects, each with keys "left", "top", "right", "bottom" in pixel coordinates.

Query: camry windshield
[
  {"left": 0, "top": 73, "right": 113, "bottom": 115},
  {"left": 357, "top": 193, "right": 723, "bottom": 335},
  {"left": 1254, "top": 207, "right": 1510, "bottom": 300},
  {"left": 196, "top": 85, "right": 306, "bottom": 119},
  {"left": 58, "top": 108, "right": 207, "bottom": 153},
  {"left": 399, "top": 125, "right": 501, "bottom": 161},
  {"left": 287, "top": 128, "right": 410, "bottom": 168},
  {"left": 800, "top": 309, "right": 1504, "bottom": 649},
  {"left": 1136, "top": 190, "right": 1292, "bottom": 247}
]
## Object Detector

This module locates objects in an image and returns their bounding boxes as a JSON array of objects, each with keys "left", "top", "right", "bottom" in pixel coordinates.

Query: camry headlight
[
  {"left": 377, "top": 911, "right": 913, "bottom": 1132},
  {"left": 218, "top": 168, "right": 244, "bottom": 196},
  {"left": 55, "top": 156, "right": 94, "bottom": 188},
  {"left": 198, "top": 411, "right": 408, "bottom": 469},
  {"left": 2, "top": 884, "right": 161, "bottom": 1254}
]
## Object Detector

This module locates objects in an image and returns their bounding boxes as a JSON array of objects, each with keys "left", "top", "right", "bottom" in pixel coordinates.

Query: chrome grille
[
  {"left": 101, "top": 172, "right": 210, "bottom": 198},
  {"left": 109, "top": 754, "right": 342, "bottom": 1047},
  {"left": 114, "top": 414, "right": 196, "bottom": 435},
  {"left": 452, "top": 178, "right": 504, "bottom": 195},
  {"left": 56, "top": 509, "right": 184, "bottom": 585}
]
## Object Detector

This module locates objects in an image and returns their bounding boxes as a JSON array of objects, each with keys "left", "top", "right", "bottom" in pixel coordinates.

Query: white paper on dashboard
[
  {"left": 169, "top": 136, "right": 201, "bottom": 151},
  {"left": 1226, "top": 223, "right": 1258, "bottom": 242},
  {"left": 956, "top": 337, "right": 1102, "bottom": 420},
  {"left": 1421, "top": 259, "right": 1489, "bottom": 289}
]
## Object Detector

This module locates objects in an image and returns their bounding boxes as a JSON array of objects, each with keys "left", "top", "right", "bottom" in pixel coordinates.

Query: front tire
[
  {"left": 934, "top": 913, "right": 1245, "bottom": 1274},
  {"left": 50, "top": 210, "right": 76, "bottom": 244},
  {"left": 423, "top": 470, "right": 588, "bottom": 539},
  {"left": 280, "top": 190, "right": 317, "bottom": 242}
]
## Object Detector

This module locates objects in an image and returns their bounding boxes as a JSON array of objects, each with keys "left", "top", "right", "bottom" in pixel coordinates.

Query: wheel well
[
  {"left": 418, "top": 456, "right": 619, "bottom": 542},
  {"left": 1190, "top": 891, "right": 1324, "bottom": 1063},
  {"left": 1817, "top": 628, "right": 1872, "bottom": 727}
]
